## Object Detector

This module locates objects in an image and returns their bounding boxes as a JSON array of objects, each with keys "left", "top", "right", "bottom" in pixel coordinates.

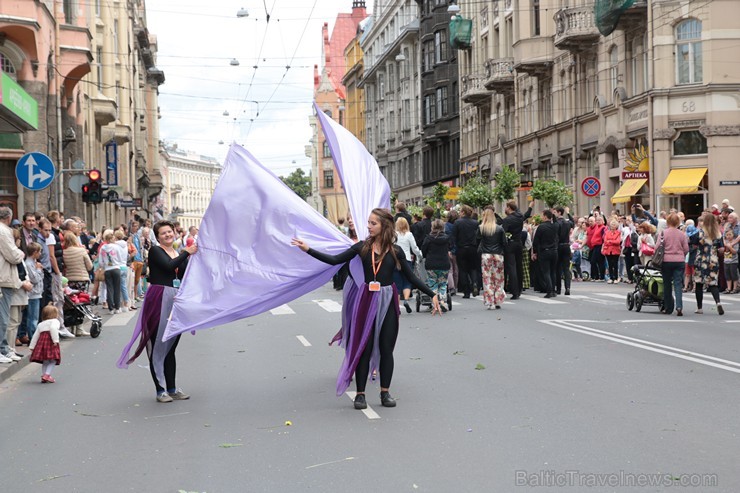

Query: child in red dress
[{"left": 28, "top": 305, "right": 62, "bottom": 383}]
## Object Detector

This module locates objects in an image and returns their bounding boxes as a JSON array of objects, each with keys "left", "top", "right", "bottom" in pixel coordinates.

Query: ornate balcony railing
[
  {"left": 483, "top": 58, "right": 515, "bottom": 93},
  {"left": 554, "top": 6, "right": 600, "bottom": 52},
  {"left": 461, "top": 75, "right": 492, "bottom": 105}
]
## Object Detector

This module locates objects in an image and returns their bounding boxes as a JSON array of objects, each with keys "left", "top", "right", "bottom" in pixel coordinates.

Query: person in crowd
[
  {"left": 115, "top": 230, "right": 135, "bottom": 312},
  {"left": 683, "top": 219, "right": 699, "bottom": 293},
  {"left": 24, "top": 242, "right": 43, "bottom": 341},
  {"left": 477, "top": 208, "right": 507, "bottom": 310},
  {"left": 452, "top": 205, "right": 480, "bottom": 299},
  {"left": 394, "top": 217, "right": 423, "bottom": 313},
  {"left": 553, "top": 206, "right": 574, "bottom": 295},
  {"left": 421, "top": 219, "right": 451, "bottom": 312},
  {"left": 532, "top": 210, "right": 560, "bottom": 298},
  {"left": 118, "top": 220, "right": 198, "bottom": 403},
  {"left": 29, "top": 304, "right": 62, "bottom": 383},
  {"left": 498, "top": 201, "right": 533, "bottom": 300},
  {"left": 691, "top": 213, "right": 724, "bottom": 315},
  {"left": 622, "top": 217, "right": 638, "bottom": 283},
  {"left": 587, "top": 215, "right": 606, "bottom": 281},
  {"left": 337, "top": 217, "right": 349, "bottom": 237},
  {"left": 34, "top": 218, "right": 54, "bottom": 312},
  {"left": 522, "top": 223, "right": 533, "bottom": 289},
  {"left": 61, "top": 231, "right": 93, "bottom": 335},
  {"left": 637, "top": 221, "right": 656, "bottom": 266},
  {"left": 98, "top": 231, "right": 126, "bottom": 315},
  {"left": 6, "top": 227, "right": 32, "bottom": 359},
  {"left": 571, "top": 219, "right": 588, "bottom": 281},
  {"left": 602, "top": 219, "right": 623, "bottom": 285},
  {"left": 45, "top": 211, "right": 70, "bottom": 336},
  {"left": 632, "top": 203, "right": 658, "bottom": 226},
  {"left": 0, "top": 207, "right": 27, "bottom": 364},
  {"left": 129, "top": 220, "right": 145, "bottom": 301},
  {"left": 655, "top": 213, "right": 689, "bottom": 316},
  {"left": 393, "top": 201, "right": 413, "bottom": 227},
  {"left": 17, "top": 212, "right": 45, "bottom": 345},
  {"left": 292, "top": 209, "right": 440, "bottom": 410},
  {"left": 444, "top": 210, "right": 459, "bottom": 295},
  {"left": 411, "top": 206, "right": 434, "bottom": 248},
  {"left": 723, "top": 229, "right": 738, "bottom": 294}
]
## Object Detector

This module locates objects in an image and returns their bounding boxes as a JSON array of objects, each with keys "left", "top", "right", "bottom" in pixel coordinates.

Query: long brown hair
[
  {"left": 361, "top": 208, "right": 400, "bottom": 269},
  {"left": 702, "top": 212, "right": 721, "bottom": 241}
]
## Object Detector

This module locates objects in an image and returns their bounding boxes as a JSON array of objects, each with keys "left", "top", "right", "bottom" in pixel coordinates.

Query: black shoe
[
  {"left": 354, "top": 394, "right": 367, "bottom": 410},
  {"left": 564, "top": 290, "right": 570, "bottom": 296},
  {"left": 510, "top": 295, "right": 520, "bottom": 300},
  {"left": 404, "top": 301, "right": 411, "bottom": 314},
  {"left": 472, "top": 286, "right": 480, "bottom": 297},
  {"left": 544, "top": 293, "right": 555, "bottom": 298},
  {"left": 380, "top": 391, "right": 396, "bottom": 407},
  {"left": 462, "top": 295, "right": 470, "bottom": 299}
]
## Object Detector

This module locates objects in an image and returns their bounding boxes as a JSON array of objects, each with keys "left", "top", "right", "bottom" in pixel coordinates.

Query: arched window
[
  {"left": 609, "top": 45, "right": 619, "bottom": 96},
  {"left": 0, "top": 52, "right": 18, "bottom": 80},
  {"left": 676, "top": 19, "right": 702, "bottom": 84}
]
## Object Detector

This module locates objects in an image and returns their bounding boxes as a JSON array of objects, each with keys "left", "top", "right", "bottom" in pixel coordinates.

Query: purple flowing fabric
[{"left": 334, "top": 277, "right": 399, "bottom": 396}]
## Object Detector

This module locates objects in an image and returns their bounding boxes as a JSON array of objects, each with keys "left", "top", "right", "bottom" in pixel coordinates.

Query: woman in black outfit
[
  {"left": 292, "top": 208, "right": 440, "bottom": 410},
  {"left": 117, "top": 221, "right": 198, "bottom": 403}
]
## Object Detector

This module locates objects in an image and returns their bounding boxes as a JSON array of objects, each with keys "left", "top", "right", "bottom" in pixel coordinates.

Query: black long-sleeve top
[
  {"left": 557, "top": 215, "right": 574, "bottom": 244},
  {"left": 147, "top": 245, "right": 190, "bottom": 287},
  {"left": 533, "top": 221, "right": 560, "bottom": 253},
  {"left": 307, "top": 241, "right": 436, "bottom": 298},
  {"left": 496, "top": 207, "right": 533, "bottom": 241},
  {"left": 452, "top": 217, "right": 479, "bottom": 249}
]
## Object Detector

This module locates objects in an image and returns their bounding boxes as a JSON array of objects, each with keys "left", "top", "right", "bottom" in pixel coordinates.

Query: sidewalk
[{"left": 0, "top": 308, "right": 136, "bottom": 384}]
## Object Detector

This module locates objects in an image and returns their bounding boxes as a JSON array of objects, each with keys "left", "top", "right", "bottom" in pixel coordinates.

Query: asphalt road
[{"left": 1, "top": 281, "right": 738, "bottom": 492}]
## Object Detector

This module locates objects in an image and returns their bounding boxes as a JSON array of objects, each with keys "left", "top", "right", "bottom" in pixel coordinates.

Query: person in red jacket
[
  {"left": 587, "top": 215, "right": 606, "bottom": 280},
  {"left": 602, "top": 219, "right": 623, "bottom": 284}
]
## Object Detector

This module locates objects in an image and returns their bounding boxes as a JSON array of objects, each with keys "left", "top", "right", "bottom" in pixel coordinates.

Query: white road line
[
  {"left": 519, "top": 294, "right": 568, "bottom": 304},
  {"left": 296, "top": 335, "right": 312, "bottom": 347},
  {"left": 313, "top": 299, "right": 343, "bottom": 312},
  {"left": 593, "top": 293, "right": 629, "bottom": 300},
  {"left": 104, "top": 310, "right": 138, "bottom": 327},
  {"left": 593, "top": 291, "right": 734, "bottom": 306},
  {"left": 567, "top": 295, "right": 615, "bottom": 305},
  {"left": 345, "top": 391, "right": 381, "bottom": 420},
  {"left": 270, "top": 304, "right": 295, "bottom": 315},
  {"left": 539, "top": 319, "right": 740, "bottom": 374}
]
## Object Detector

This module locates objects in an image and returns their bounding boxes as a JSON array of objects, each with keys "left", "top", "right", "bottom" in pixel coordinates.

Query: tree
[
  {"left": 458, "top": 176, "right": 495, "bottom": 210},
  {"left": 280, "top": 168, "right": 311, "bottom": 201},
  {"left": 491, "top": 165, "right": 520, "bottom": 204},
  {"left": 425, "top": 182, "right": 450, "bottom": 216},
  {"left": 530, "top": 179, "right": 574, "bottom": 208}
]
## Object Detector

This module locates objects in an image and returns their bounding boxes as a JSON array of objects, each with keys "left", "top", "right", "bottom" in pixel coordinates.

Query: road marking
[
  {"left": 540, "top": 319, "right": 740, "bottom": 374},
  {"left": 296, "top": 335, "right": 312, "bottom": 347},
  {"left": 270, "top": 304, "right": 295, "bottom": 315},
  {"left": 345, "top": 391, "right": 381, "bottom": 419},
  {"left": 567, "top": 295, "right": 614, "bottom": 305},
  {"left": 593, "top": 292, "right": 733, "bottom": 306},
  {"left": 313, "top": 299, "right": 343, "bottom": 312},
  {"left": 519, "top": 294, "right": 568, "bottom": 304},
  {"left": 593, "top": 293, "right": 629, "bottom": 300}
]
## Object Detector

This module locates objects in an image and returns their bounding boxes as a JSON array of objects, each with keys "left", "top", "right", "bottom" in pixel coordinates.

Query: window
[
  {"left": 95, "top": 0, "right": 101, "bottom": 17},
  {"left": 436, "top": 87, "right": 448, "bottom": 118},
  {"left": 63, "top": 0, "right": 74, "bottom": 23},
  {"left": 322, "top": 141, "right": 331, "bottom": 158},
  {"left": 424, "top": 95, "right": 436, "bottom": 125},
  {"left": 0, "top": 53, "right": 17, "bottom": 79},
  {"left": 533, "top": 0, "right": 541, "bottom": 36},
  {"left": 609, "top": 46, "right": 619, "bottom": 96},
  {"left": 423, "top": 41, "right": 435, "bottom": 71},
  {"left": 113, "top": 20, "right": 119, "bottom": 58},
  {"left": 587, "top": 151, "right": 600, "bottom": 180},
  {"left": 323, "top": 170, "right": 334, "bottom": 188},
  {"left": 562, "top": 156, "right": 574, "bottom": 186},
  {"left": 434, "top": 31, "right": 448, "bottom": 64},
  {"left": 539, "top": 78, "right": 552, "bottom": 127},
  {"left": 676, "top": 19, "right": 702, "bottom": 84},
  {"left": 378, "top": 73, "right": 385, "bottom": 100},
  {"left": 673, "top": 130, "right": 707, "bottom": 155}
]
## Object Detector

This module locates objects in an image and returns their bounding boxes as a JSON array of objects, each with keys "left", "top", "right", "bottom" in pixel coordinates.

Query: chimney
[{"left": 352, "top": 1, "right": 366, "bottom": 9}]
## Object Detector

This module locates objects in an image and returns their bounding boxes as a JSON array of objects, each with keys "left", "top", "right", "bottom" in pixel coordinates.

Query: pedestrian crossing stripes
[{"left": 312, "top": 299, "right": 342, "bottom": 312}]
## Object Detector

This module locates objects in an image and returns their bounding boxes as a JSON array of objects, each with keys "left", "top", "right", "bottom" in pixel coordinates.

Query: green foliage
[
  {"left": 280, "top": 168, "right": 311, "bottom": 201},
  {"left": 407, "top": 204, "right": 423, "bottom": 219},
  {"left": 491, "top": 166, "right": 520, "bottom": 203},
  {"left": 431, "top": 182, "right": 449, "bottom": 205},
  {"left": 458, "top": 176, "right": 494, "bottom": 210},
  {"left": 530, "top": 179, "right": 574, "bottom": 208}
]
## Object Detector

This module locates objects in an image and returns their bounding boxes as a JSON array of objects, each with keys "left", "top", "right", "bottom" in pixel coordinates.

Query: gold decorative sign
[{"left": 622, "top": 145, "right": 649, "bottom": 180}]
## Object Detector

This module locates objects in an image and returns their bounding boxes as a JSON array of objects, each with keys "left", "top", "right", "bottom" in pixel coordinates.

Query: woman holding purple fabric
[
  {"left": 117, "top": 221, "right": 197, "bottom": 403},
  {"left": 292, "top": 208, "right": 440, "bottom": 410}
]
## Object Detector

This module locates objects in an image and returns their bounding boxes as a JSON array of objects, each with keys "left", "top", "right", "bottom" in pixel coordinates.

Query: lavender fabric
[{"left": 164, "top": 106, "right": 392, "bottom": 340}]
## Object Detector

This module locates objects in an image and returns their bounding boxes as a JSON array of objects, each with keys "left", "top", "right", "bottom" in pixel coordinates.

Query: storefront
[{"left": 657, "top": 167, "right": 708, "bottom": 220}]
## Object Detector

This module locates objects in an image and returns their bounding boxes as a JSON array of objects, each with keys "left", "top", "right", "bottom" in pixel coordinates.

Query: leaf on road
[
  {"left": 453, "top": 350, "right": 465, "bottom": 355},
  {"left": 219, "top": 443, "right": 243, "bottom": 448},
  {"left": 38, "top": 474, "right": 71, "bottom": 482},
  {"left": 475, "top": 363, "right": 486, "bottom": 370}
]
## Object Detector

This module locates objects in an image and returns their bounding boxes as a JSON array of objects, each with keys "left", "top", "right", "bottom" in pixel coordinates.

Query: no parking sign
[{"left": 581, "top": 176, "right": 601, "bottom": 197}]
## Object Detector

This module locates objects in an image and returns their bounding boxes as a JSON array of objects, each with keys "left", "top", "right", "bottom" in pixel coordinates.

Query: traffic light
[{"left": 84, "top": 169, "right": 104, "bottom": 204}]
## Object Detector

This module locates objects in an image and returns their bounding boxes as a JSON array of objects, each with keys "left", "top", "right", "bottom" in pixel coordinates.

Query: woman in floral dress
[
  {"left": 691, "top": 213, "right": 724, "bottom": 315},
  {"left": 478, "top": 208, "right": 507, "bottom": 309}
]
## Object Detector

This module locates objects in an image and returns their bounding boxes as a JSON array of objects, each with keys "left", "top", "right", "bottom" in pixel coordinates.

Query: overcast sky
[{"left": 148, "top": 0, "right": 374, "bottom": 176}]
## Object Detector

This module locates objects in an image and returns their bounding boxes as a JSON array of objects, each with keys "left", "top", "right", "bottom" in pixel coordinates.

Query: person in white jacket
[
  {"left": 0, "top": 207, "right": 25, "bottom": 364},
  {"left": 29, "top": 305, "right": 62, "bottom": 383},
  {"left": 394, "top": 217, "right": 423, "bottom": 313},
  {"left": 98, "top": 231, "right": 126, "bottom": 314}
]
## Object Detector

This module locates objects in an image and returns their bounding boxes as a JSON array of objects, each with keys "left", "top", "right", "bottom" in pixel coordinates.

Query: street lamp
[
  {"left": 223, "top": 110, "right": 229, "bottom": 116},
  {"left": 230, "top": 58, "right": 240, "bottom": 66},
  {"left": 447, "top": 2, "right": 461, "bottom": 13},
  {"left": 236, "top": 7, "right": 249, "bottom": 18}
]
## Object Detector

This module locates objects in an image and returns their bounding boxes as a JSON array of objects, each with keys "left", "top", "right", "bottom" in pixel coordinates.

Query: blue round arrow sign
[{"left": 16, "top": 152, "right": 56, "bottom": 191}]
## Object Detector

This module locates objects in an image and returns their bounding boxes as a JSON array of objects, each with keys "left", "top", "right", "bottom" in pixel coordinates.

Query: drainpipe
[
  {"left": 647, "top": 0, "right": 656, "bottom": 211},
  {"left": 55, "top": 0, "right": 64, "bottom": 213}
]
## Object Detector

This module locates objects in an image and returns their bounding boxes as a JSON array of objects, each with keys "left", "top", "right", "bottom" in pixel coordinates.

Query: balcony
[
  {"left": 483, "top": 58, "right": 515, "bottom": 93},
  {"left": 513, "top": 37, "right": 555, "bottom": 76},
  {"left": 171, "top": 184, "right": 183, "bottom": 194},
  {"left": 461, "top": 75, "right": 492, "bottom": 105},
  {"left": 92, "top": 95, "right": 117, "bottom": 126},
  {"left": 554, "top": 7, "right": 600, "bottom": 52}
]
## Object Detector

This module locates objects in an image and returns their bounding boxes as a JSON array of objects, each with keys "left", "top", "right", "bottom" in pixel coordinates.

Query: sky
[{"left": 147, "top": 0, "right": 374, "bottom": 176}]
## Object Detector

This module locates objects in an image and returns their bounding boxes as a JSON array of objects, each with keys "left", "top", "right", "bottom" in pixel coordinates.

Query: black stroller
[
  {"left": 626, "top": 261, "right": 664, "bottom": 313},
  {"left": 64, "top": 293, "right": 103, "bottom": 338},
  {"left": 414, "top": 259, "right": 452, "bottom": 312}
]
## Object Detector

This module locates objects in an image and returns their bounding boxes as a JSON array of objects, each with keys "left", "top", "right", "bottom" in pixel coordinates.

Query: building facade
[
  {"left": 417, "top": 0, "right": 461, "bottom": 196},
  {"left": 160, "top": 143, "right": 220, "bottom": 229},
  {"left": 458, "top": 0, "right": 740, "bottom": 218},
  {"left": 0, "top": 0, "right": 163, "bottom": 229},
  {"left": 360, "top": 0, "right": 423, "bottom": 204}
]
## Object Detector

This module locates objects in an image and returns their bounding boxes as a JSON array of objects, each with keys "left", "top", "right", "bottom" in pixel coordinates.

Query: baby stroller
[
  {"left": 414, "top": 259, "right": 452, "bottom": 312},
  {"left": 626, "top": 261, "right": 664, "bottom": 312},
  {"left": 64, "top": 291, "right": 103, "bottom": 338}
]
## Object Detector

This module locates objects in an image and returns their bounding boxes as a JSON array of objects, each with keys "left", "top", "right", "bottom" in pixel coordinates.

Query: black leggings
[
  {"left": 695, "top": 283, "right": 720, "bottom": 309},
  {"left": 356, "top": 306, "right": 399, "bottom": 392},
  {"left": 148, "top": 331, "right": 181, "bottom": 393},
  {"left": 606, "top": 255, "right": 620, "bottom": 281}
]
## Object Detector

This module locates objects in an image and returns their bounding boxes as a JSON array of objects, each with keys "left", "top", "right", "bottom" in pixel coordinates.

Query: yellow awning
[
  {"left": 660, "top": 168, "right": 707, "bottom": 194},
  {"left": 611, "top": 178, "right": 648, "bottom": 203}
]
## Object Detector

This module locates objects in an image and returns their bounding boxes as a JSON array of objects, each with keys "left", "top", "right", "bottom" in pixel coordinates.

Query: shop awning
[
  {"left": 611, "top": 178, "right": 647, "bottom": 203},
  {"left": 660, "top": 168, "right": 707, "bottom": 194}
]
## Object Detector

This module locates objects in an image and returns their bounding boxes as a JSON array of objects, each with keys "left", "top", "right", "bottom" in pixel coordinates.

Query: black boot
[
  {"left": 380, "top": 391, "right": 396, "bottom": 407},
  {"left": 354, "top": 393, "right": 367, "bottom": 410}
]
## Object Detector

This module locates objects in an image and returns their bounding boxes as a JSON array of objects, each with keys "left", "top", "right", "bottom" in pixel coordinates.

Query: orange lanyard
[{"left": 371, "top": 249, "right": 383, "bottom": 281}]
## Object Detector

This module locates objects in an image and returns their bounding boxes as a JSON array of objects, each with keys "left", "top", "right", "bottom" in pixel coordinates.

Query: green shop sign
[{"left": 0, "top": 72, "right": 38, "bottom": 130}]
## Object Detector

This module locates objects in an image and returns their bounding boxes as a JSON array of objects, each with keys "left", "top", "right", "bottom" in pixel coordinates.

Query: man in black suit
[
  {"left": 411, "top": 206, "right": 434, "bottom": 248},
  {"left": 498, "top": 200, "right": 533, "bottom": 299},
  {"left": 532, "top": 209, "right": 560, "bottom": 298},
  {"left": 452, "top": 205, "right": 481, "bottom": 298},
  {"left": 394, "top": 201, "right": 413, "bottom": 227},
  {"left": 553, "top": 206, "right": 574, "bottom": 295}
]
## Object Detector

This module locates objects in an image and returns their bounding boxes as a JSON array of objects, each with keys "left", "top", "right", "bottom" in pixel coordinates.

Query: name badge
[
  {"left": 172, "top": 278, "right": 181, "bottom": 288},
  {"left": 368, "top": 281, "right": 381, "bottom": 292}
]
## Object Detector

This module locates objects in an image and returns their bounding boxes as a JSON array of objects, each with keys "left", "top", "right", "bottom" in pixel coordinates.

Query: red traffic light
[
  {"left": 82, "top": 184, "right": 90, "bottom": 193},
  {"left": 88, "top": 169, "right": 102, "bottom": 182}
]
